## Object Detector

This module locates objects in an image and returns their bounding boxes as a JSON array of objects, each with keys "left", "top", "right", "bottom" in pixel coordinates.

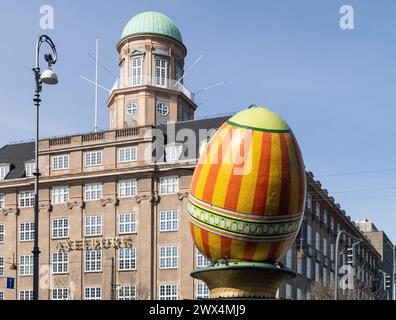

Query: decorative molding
[
  {"left": 177, "top": 192, "right": 189, "bottom": 201},
  {"left": 67, "top": 200, "right": 85, "bottom": 210},
  {"left": 1, "top": 207, "right": 19, "bottom": 216},
  {"left": 136, "top": 194, "right": 150, "bottom": 204},
  {"left": 101, "top": 197, "right": 119, "bottom": 207},
  {"left": 39, "top": 204, "right": 53, "bottom": 214},
  {"left": 150, "top": 191, "right": 160, "bottom": 204},
  {"left": 145, "top": 44, "right": 153, "bottom": 52}
]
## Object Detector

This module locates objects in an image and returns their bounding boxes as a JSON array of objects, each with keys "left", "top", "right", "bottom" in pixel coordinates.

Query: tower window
[
  {"left": 131, "top": 56, "right": 143, "bottom": 86},
  {"left": 157, "top": 103, "right": 169, "bottom": 116},
  {"left": 155, "top": 58, "right": 168, "bottom": 87},
  {"left": 125, "top": 102, "right": 138, "bottom": 115}
]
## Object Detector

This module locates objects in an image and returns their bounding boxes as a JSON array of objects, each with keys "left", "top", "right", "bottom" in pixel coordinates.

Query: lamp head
[{"left": 41, "top": 68, "right": 58, "bottom": 85}]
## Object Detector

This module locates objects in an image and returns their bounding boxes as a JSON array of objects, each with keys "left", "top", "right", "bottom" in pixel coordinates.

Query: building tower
[{"left": 107, "top": 11, "right": 197, "bottom": 130}]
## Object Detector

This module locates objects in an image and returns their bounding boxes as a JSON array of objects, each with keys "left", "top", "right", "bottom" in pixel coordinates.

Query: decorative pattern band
[{"left": 188, "top": 200, "right": 301, "bottom": 239}]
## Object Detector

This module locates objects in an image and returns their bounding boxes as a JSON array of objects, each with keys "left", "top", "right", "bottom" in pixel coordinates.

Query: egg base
[{"left": 191, "top": 261, "right": 296, "bottom": 299}]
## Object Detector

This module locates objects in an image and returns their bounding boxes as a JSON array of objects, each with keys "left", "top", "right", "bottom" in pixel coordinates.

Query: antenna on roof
[{"left": 94, "top": 36, "right": 99, "bottom": 133}]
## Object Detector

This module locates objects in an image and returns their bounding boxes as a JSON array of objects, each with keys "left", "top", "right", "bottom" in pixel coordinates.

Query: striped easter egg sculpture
[{"left": 189, "top": 106, "right": 306, "bottom": 298}]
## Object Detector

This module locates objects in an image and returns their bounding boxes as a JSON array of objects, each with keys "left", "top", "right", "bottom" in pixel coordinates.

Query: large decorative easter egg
[{"left": 188, "top": 106, "right": 306, "bottom": 263}]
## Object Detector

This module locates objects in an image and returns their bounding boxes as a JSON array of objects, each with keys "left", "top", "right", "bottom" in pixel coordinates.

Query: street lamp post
[{"left": 32, "top": 35, "right": 58, "bottom": 300}]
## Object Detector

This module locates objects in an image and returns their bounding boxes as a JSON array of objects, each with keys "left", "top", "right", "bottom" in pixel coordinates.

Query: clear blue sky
[{"left": 0, "top": 0, "right": 395, "bottom": 242}]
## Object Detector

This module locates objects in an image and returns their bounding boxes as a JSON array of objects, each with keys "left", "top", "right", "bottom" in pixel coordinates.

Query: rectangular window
[
  {"left": 52, "top": 252, "right": 69, "bottom": 274},
  {"left": 323, "top": 210, "right": 328, "bottom": 225},
  {"left": 286, "top": 249, "right": 292, "bottom": 269},
  {"left": 296, "top": 288, "right": 302, "bottom": 300},
  {"left": 52, "top": 218, "right": 69, "bottom": 239},
  {"left": 0, "top": 165, "right": 10, "bottom": 180},
  {"left": 330, "top": 243, "right": 335, "bottom": 261},
  {"left": 315, "top": 202, "right": 321, "bottom": 217},
  {"left": 85, "top": 216, "right": 102, "bottom": 237},
  {"left": 0, "top": 193, "right": 4, "bottom": 209},
  {"left": 118, "top": 248, "right": 137, "bottom": 271},
  {"left": 118, "top": 147, "right": 137, "bottom": 163},
  {"left": 196, "top": 249, "right": 211, "bottom": 268},
  {"left": 19, "top": 191, "right": 35, "bottom": 208},
  {"left": 307, "top": 224, "right": 312, "bottom": 246},
  {"left": 196, "top": 282, "right": 210, "bottom": 299},
  {"left": 19, "top": 222, "right": 34, "bottom": 242},
  {"left": 159, "top": 246, "right": 178, "bottom": 269},
  {"left": 155, "top": 58, "right": 168, "bottom": 87},
  {"left": 0, "top": 291, "right": 3, "bottom": 300},
  {"left": 159, "top": 176, "right": 179, "bottom": 195},
  {"left": 315, "top": 262, "right": 320, "bottom": 282},
  {"left": 166, "top": 146, "right": 183, "bottom": 162},
  {"left": 52, "top": 186, "right": 69, "bottom": 204},
  {"left": 0, "top": 224, "right": 4, "bottom": 243},
  {"left": 118, "top": 285, "right": 136, "bottom": 300},
  {"left": 315, "top": 232, "right": 321, "bottom": 251},
  {"left": 118, "top": 212, "right": 137, "bottom": 235},
  {"left": 285, "top": 284, "right": 292, "bottom": 300},
  {"left": 307, "top": 257, "right": 312, "bottom": 279},
  {"left": 330, "top": 217, "right": 334, "bottom": 231},
  {"left": 19, "top": 255, "right": 33, "bottom": 276},
  {"left": 323, "top": 268, "right": 328, "bottom": 285},
  {"left": 85, "top": 183, "right": 102, "bottom": 201},
  {"left": 84, "top": 250, "right": 102, "bottom": 273},
  {"left": 19, "top": 290, "right": 33, "bottom": 300},
  {"left": 131, "top": 56, "right": 143, "bottom": 86},
  {"left": 52, "top": 155, "right": 69, "bottom": 171},
  {"left": 25, "top": 163, "right": 35, "bottom": 177},
  {"left": 160, "top": 210, "right": 179, "bottom": 232},
  {"left": 297, "top": 258, "right": 302, "bottom": 275},
  {"left": 85, "top": 151, "right": 102, "bottom": 167},
  {"left": 306, "top": 193, "right": 312, "bottom": 210},
  {"left": 84, "top": 287, "right": 102, "bottom": 300},
  {"left": 52, "top": 288, "right": 69, "bottom": 300},
  {"left": 118, "top": 179, "right": 137, "bottom": 198},
  {"left": 159, "top": 284, "right": 177, "bottom": 300},
  {"left": 323, "top": 238, "right": 328, "bottom": 256},
  {"left": 0, "top": 256, "right": 4, "bottom": 277}
]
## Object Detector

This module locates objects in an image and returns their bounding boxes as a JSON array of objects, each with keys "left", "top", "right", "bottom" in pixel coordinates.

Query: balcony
[{"left": 111, "top": 75, "right": 195, "bottom": 102}]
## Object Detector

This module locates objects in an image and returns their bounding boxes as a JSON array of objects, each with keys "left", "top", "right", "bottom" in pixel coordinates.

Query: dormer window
[
  {"left": 25, "top": 162, "right": 36, "bottom": 178},
  {"left": 0, "top": 165, "right": 10, "bottom": 180}
]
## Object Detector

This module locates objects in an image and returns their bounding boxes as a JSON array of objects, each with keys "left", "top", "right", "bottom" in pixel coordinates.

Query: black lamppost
[{"left": 32, "top": 35, "right": 58, "bottom": 300}]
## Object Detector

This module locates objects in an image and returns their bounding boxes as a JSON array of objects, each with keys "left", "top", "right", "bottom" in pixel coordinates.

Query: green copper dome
[{"left": 119, "top": 11, "right": 183, "bottom": 46}]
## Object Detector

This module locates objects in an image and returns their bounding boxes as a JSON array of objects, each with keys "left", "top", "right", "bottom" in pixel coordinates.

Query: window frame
[
  {"left": 52, "top": 218, "right": 70, "bottom": 239},
  {"left": 84, "top": 151, "right": 103, "bottom": 167},
  {"left": 84, "top": 215, "right": 103, "bottom": 237},
  {"left": 118, "top": 146, "right": 137, "bottom": 163},
  {"left": 52, "top": 251, "right": 69, "bottom": 275},
  {"left": 19, "top": 191, "right": 35, "bottom": 208},
  {"left": 159, "top": 176, "right": 179, "bottom": 195},
  {"left": 159, "top": 245, "right": 179, "bottom": 270},
  {"left": 84, "top": 250, "right": 102, "bottom": 273},
  {"left": 118, "top": 247, "right": 137, "bottom": 271},
  {"left": 19, "top": 255, "right": 33, "bottom": 276},
  {"left": 52, "top": 186, "right": 70, "bottom": 204},
  {"left": 118, "top": 179, "right": 137, "bottom": 198},
  {"left": 19, "top": 222, "right": 35, "bottom": 242},
  {"left": 159, "top": 210, "right": 179, "bottom": 232},
  {"left": 117, "top": 284, "right": 136, "bottom": 300},
  {"left": 118, "top": 212, "right": 137, "bottom": 235},
  {"left": 52, "top": 154, "right": 69, "bottom": 171},
  {"left": 84, "top": 287, "right": 102, "bottom": 300},
  {"left": 84, "top": 183, "right": 102, "bottom": 201},
  {"left": 159, "top": 284, "right": 178, "bottom": 300}
]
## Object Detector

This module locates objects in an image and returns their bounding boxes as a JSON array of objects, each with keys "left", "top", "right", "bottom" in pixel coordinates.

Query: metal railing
[{"left": 111, "top": 75, "right": 195, "bottom": 101}]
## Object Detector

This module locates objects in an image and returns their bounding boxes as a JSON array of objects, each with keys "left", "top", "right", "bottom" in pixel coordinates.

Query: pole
[
  {"left": 111, "top": 257, "right": 116, "bottom": 300},
  {"left": 32, "top": 60, "right": 42, "bottom": 301},
  {"left": 94, "top": 36, "right": 99, "bottom": 133}
]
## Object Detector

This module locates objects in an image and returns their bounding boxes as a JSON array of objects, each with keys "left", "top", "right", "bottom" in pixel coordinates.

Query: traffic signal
[
  {"left": 385, "top": 274, "right": 391, "bottom": 289},
  {"left": 346, "top": 247, "right": 355, "bottom": 266}
]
